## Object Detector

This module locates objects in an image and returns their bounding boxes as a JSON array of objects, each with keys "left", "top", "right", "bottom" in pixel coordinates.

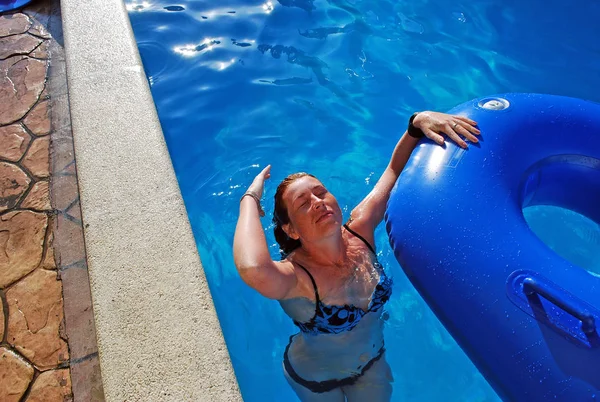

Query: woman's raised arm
[
  {"left": 233, "top": 165, "right": 297, "bottom": 300},
  {"left": 348, "top": 112, "right": 480, "bottom": 236}
]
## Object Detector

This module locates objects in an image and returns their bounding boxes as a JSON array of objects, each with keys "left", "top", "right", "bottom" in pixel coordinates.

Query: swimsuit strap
[
  {"left": 343, "top": 224, "right": 376, "bottom": 254},
  {"left": 297, "top": 264, "right": 321, "bottom": 306}
]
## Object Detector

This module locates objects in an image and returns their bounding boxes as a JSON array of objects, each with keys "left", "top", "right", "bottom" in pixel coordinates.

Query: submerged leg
[
  {"left": 283, "top": 364, "right": 346, "bottom": 402},
  {"left": 342, "top": 355, "right": 394, "bottom": 402}
]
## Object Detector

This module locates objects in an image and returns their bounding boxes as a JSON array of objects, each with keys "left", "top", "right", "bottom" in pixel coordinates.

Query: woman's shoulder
[
  {"left": 276, "top": 255, "right": 319, "bottom": 302},
  {"left": 343, "top": 218, "right": 377, "bottom": 254}
]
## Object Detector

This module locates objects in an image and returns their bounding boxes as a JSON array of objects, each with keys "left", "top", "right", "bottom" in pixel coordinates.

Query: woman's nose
[{"left": 312, "top": 196, "right": 325, "bottom": 209}]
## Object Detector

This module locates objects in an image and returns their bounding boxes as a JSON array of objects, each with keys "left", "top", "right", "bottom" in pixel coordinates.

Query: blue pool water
[{"left": 126, "top": 1, "right": 600, "bottom": 400}]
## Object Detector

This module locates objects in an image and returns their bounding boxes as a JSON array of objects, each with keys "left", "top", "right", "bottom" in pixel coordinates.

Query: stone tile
[
  {"left": 0, "top": 54, "right": 26, "bottom": 71},
  {"left": 50, "top": 135, "right": 74, "bottom": 173},
  {"left": 23, "top": 3, "right": 51, "bottom": 28},
  {"left": 29, "top": 39, "right": 50, "bottom": 59},
  {"left": 21, "top": 180, "right": 50, "bottom": 211},
  {"left": 53, "top": 174, "right": 78, "bottom": 211},
  {"left": 26, "top": 368, "right": 73, "bottom": 402},
  {"left": 0, "top": 14, "right": 32, "bottom": 37},
  {"left": 0, "top": 294, "right": 4, "bottom": 340},
  {"left": 54, "top": 214, "right": 84, "bottom": 268},
  {"left": 0, "top": 346, "right": 34, "bottom": 402},
  {"left": 0, "top": 124, "right": 31, "bottom": 162},
  {"left": 61, "top": 267, "right": 97, "bottom": 360},
  {"left": 66, "top": 199, "right": 82, "bottom": 222},
  {"left": 0, "top": 161, "right": 31, "bottom": 212},
  {"left": 23, "top": 100, "right": 50, "bottom": 136},
  {"left": 0, "top": 210, "right": 47, "bottom": 288},
  {"left": 28, "top": 18, "right": 52, "bottom": 40},
  {"left": 0, "top": 34, "right": 42, "bottom": 60},
  {"left": 22, "top": 136, "right": 50, "bottom": 178},
  {"left": 47, "top": 92, "right": 69, "bottom": 128},
  {"left": 63, "top": 163, "right": 76, "bottom": 176},
  {"left": 39, "top": 84, "right": 49, "bottom": 100},
  {"left": 70, "top": 354, "right": 105, "bottom": 402},
  {"left": 0, "top": 57, "right": 47, "bottom": 125},
  {"left": 41, "top": 215, "right": 57, "bottom": 270},
  {"left": 6, "top": 269, "right": 69, "bottom": 371}
]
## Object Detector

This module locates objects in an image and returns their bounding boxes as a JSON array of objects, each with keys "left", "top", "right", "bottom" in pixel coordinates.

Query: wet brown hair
[{"left": 273, "top": 172, "right": 316, "bottom": 258}]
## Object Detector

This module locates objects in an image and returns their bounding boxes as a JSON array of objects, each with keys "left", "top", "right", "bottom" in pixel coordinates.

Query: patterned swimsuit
[{"left": 283, "top": 224, "right": 393, "bottom": 393}]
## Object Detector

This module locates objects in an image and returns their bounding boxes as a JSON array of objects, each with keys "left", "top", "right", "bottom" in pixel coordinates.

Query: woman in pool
[{"left": 233, "top": 111, "right": 480, "bottom": 401}]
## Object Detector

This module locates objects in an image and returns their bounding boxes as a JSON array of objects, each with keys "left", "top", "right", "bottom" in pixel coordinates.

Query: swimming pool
[{"left": 126, "top": 0, "right": 600, "bottom": 400}]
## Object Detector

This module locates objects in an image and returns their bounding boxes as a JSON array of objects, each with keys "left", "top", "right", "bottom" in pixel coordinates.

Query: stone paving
[{"left": 0, "top": 4, "right": 104, "bottom": 401}]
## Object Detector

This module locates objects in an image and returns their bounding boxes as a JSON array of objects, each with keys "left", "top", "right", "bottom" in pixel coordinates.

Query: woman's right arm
[{"left": 233, "top": 165, "right": 297, "bottom": 300}]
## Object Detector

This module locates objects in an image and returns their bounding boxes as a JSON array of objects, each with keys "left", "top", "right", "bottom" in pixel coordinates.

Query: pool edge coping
[{"left": 59, "top": 0, "right": 242, "bottom": 400}]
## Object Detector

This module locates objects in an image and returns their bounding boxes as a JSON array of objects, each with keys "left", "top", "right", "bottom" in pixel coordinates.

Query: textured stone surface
[
  {"left": 0, "top": 210, "right": 48, "bottom": 288},
  {"left": 0, "top": 54, "right": 26, "bottom": 70},
  {"left": 71, "top": 355, "right": 104, "bottom": 402},
  {"left": 27, "top": 369, "right": 73, "bottom": 402},
  {"left": 0, "top": 14, "right": 31, "bottom": 37},
  {"left": 0, "top": 347, "right": 34, "bottom": 402},
  {"left": 41, "top": 216, "right": 56, "bottom": 270},
  {"left": 53, "top": 174, "right": 78, "bottom": 211},
  {"left": 0, "top": 124, "right": 31, "bottom": 162},
  {"left": 66, "top": 200, "right": 82, "bottom": 222},
  {"left": 54, "top": 214, "right": 84, "bottom": 268},
  {"left": 0, "top": 296, "right": 4, "bottom": 340},
  {"left": 63, "top": 163, "right": 76, "bottom": 175},
  {"left": 22, "top": 136, "right": 50, "bottom": 178},
  {"left": 0, "top": 34, "right": 42, "bottom": 60},
  {"left": 21, "top": 180, "right": 50, "bottom": 211},
  {"left": 51, "top": 136, "right": 74, "bottom": 173},
  {"left": 28, "top": 18, "right": 51, "bottom": 39},
  {"left": 24, "top": 100, "right": 51, "bottom": 136},
  {"left": 0, "top": 7, "right": 91, "bottom": 402},
  {"left": 61, "top": 267, "right": 96, "bottom": 360},
  {"left": 40, "top": 84, "right": 49, "bottom": 100},
  {"left": 0, "top": 162, "right": 30, "bottom": 212},
  {"left": 6, "top": 269, "right": 69, "bottom": 370},
  {"left": 30, "top": 40, "right": 50, "bottom": 59},
  {"left": 0, "top": 57, "right": 47, "bottom": 125}
]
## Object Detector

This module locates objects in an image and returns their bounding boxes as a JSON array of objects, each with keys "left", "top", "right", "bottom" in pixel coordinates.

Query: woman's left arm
[{"left": 348, "top": 112, "right": 480, "bottom": 236}]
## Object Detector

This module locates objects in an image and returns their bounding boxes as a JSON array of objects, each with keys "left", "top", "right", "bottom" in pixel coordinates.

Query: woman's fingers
[
  {"left": 248, "top": 165, "right": 271, "bottom": 196},
  {"left": 254, "top": 165, "right": 271, "bottom": 182},
  {"left": 444, "top": 124, "right": 468, "bottom": 149},
  {"left": 261, "top": 164, "right": 272, "bottom": 180},
  {"left": 419, "top": 113, "right": 480, "bottom": 149},
  {"left": 454, "top": 121, "right": 479, "bottom": 144},
  {"left": 454, "top": 115, "right": 478, "bottom": 127},
  {"left": 456, "top": 120, "right": 481, "bottom": 136},
  {"left": 423, "top": 127, "right": 445, "bottom": 146}
]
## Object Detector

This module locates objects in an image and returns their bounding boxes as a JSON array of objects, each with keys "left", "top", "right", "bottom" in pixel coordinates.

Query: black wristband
[{"left": 407, "top": 112, "right": 425, "bottom": 138}]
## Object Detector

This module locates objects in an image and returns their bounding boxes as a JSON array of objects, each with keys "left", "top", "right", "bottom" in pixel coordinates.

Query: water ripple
[{"left": 127, "top": 0, "right": 600, "bottom": 400}]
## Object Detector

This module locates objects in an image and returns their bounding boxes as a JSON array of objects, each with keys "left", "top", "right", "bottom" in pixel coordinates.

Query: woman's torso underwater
[{"left": 279, "top": 225, "right": 392, "bottom": 382}]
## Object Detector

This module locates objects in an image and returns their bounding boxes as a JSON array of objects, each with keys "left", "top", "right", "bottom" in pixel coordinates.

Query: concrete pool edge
[{"left": 59, "top": 0, "right": 242, "bottom": 400}]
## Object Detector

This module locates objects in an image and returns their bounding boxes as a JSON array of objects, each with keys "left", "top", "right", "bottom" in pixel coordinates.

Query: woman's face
[{"left": 282, "top": 176, "right": 343, "bottom": 242}]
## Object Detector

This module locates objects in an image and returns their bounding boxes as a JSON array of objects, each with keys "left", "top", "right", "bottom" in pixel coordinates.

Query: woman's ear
[{"left": 283, "top": 223, "right": 299, "bottom": 240}]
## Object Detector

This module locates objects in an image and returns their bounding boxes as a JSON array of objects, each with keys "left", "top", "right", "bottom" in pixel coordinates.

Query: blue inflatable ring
[
  {"left": 0, "top": 0, "right": 34, "bottom": 13},
  {"left": 386, "top": 93, "right": 600, "bottom": 401}
]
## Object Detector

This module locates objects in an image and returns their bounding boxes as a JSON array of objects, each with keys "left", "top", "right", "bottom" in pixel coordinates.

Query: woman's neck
[{"left": 300, "top": 228, "right": 347, "bottom": 268}]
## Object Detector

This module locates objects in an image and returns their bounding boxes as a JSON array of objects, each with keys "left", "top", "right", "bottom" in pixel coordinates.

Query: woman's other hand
[
  {"left": 247, "top": 165, "right": 271, "bottom": 197},
  {"left": 414, "top": 112, "right": 480, "bottom": 149}
]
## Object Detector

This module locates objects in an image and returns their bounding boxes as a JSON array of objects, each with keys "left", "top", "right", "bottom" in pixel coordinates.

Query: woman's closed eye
[
  {"left": 295, "top": 197, "right": 308, "bottom": 211},
  {"left": 315, "top": 187, "right": 327, "bottom": 197}
]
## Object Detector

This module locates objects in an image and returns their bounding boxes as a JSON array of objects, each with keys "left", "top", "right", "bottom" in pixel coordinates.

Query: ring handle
[{"left": 522, "top": 277, "right": 596, "bottom": 335}]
